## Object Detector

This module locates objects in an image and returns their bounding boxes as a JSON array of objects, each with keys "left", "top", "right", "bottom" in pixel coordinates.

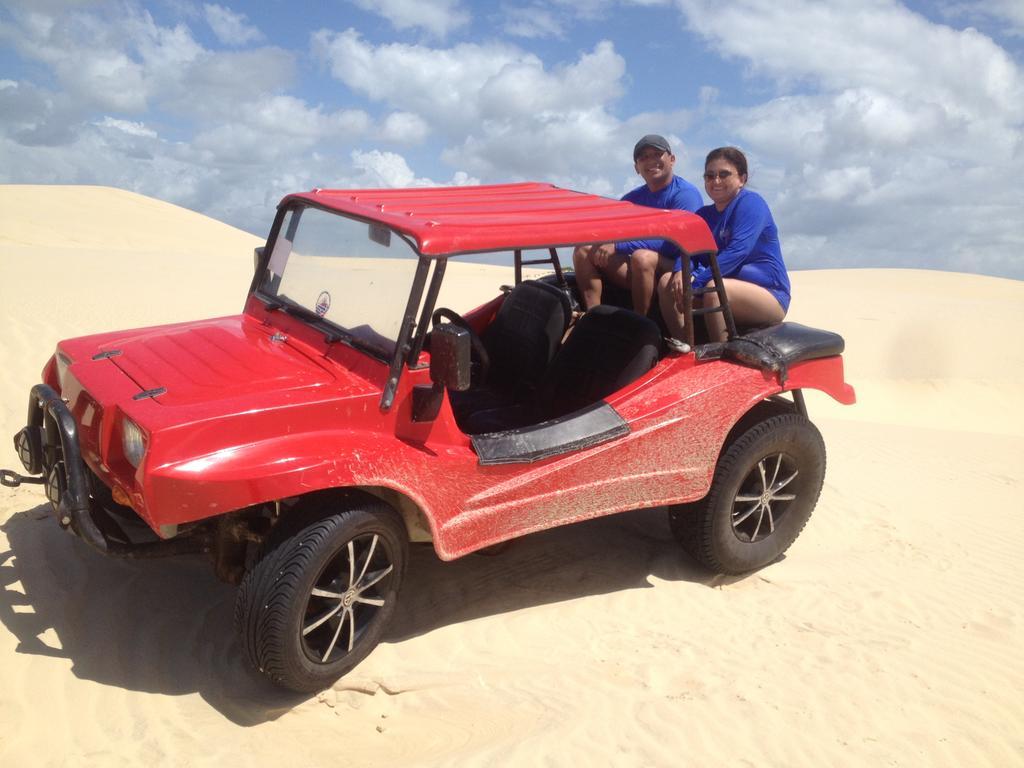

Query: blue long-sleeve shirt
[
  {"left": 615, "top": 175, "right": 703, "bottom": 258},
  {"left": 680, "top": 188, "right": 790, "bottom": 310}
]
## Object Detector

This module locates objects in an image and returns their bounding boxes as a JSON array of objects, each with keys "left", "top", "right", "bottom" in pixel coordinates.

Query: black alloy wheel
[
  {"left": 236, "top": 504, "right": 407, "bottom": 693},
  {"left": 669, "top": 413, "right": 826, "bottom": 574}
]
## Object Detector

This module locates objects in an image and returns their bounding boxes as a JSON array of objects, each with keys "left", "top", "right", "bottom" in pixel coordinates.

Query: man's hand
[
  {"left": 668, "top": 269, "right": 687, "bottom": 311},
  {"left": 589, "top": 243, "right": 616, "bottom": 269}
]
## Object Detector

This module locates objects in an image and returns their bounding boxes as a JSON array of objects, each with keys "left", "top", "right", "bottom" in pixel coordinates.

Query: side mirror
[
  {"left": 412, "top": 323, "right": 471, "bottom": 422},
  {"left": 253, "top": 246, "right": 265, "bottom": 273},
  {"left": 429, "top": 323, "right": 472, "bottom": 392}
]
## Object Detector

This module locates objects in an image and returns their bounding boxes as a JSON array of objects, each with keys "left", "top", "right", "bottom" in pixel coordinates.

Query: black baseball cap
[{"left": 633, "top": 134, "right": 671, "bottom": 160}]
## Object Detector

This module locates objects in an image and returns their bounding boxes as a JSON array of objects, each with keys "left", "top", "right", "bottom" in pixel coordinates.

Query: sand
[{"left": 0, "top": 186, "right": 1021, "bottom": 766}]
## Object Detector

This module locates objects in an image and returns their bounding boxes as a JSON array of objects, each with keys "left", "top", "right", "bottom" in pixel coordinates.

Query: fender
[
  {"left": 720, "top": 354, "right": 856, "bottom": 457},
  {"left": 782, "top": 355, "right": 856, "bottom": 405},
  {"left": 143, "top": 428, "right": 448, "bottom": 540},
  {"left": 671, "top": 354, "right": 855, "bottom": 474}
]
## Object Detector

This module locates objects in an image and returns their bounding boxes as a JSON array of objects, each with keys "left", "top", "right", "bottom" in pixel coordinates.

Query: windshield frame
[
  {"left": 252, "top": 201, "right": 436, "bottom": 410},
  {"left": 253, "top": 201, "right": 427, "bottom": 362}
]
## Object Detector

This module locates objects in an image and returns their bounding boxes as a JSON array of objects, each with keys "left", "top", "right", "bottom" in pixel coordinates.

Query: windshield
[{"left": 259, "top": 204, "right": 420, "bottom": 358}]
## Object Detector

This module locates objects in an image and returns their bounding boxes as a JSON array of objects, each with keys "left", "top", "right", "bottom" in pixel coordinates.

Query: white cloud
[
  {"left": 315, "top": 28, "right": 622, "bottom": 120},
  {"left": 441, "top": 107, "right": 624, "bottom": 180},
  {"left": 57, "top": 45, "right": 151, "bottom": 112},
  {"left": 478, "top": 40, "right": 625, "bottom": 118},
  {"left": 254, "top": 96, "right": 370, "bottom": 138},
  {"left": 675, "top": 0, "right": 1024, "bottom": 120},
  {"left": 941, "top": 1, "right": 1024, "bottom": 37},
  {"left": 166, "top": 48, "right": 297, "bottom": 119},
  {"left": 0, "top": 4, "right": 297, "bottom": 123},
  {"left": 0, "top": 78, "right": 81, "bottom": 146},
  {"left": 188, "top": 94, "right": 375, "bottom": 168},
  {"left": 0, "top": 5, "right": 206, "bottom": 114},
  {"left": 344, "top": 150, "right": 479, "bottom": 189},
  {"left": 381, "top": 112, "right": 430, "bottom": 144},
  {"left": 552, "top": 0, "right": 609, "bottom": 16},
  {"left": 127, "top": 10, "right": 206, "bottom": 76},
  {"left": 312, "top": 29, "right": 524, "bottom": 126},
  {"left": 95, "top": 116, "right": 157, "bottom": 138},
  {"left": 808, "top": 165, "right": 874, "bottom": 203},
  {"left": 203, "top": 4, "right": 263, "bottom": 46},
  {"left": 0, "top": 5, "right": 396, "bottom": 234},
  {"left": 501, "top": 0, "right": 671, "bottom": 36},
  {"left": 503, "top": 6, "right": 565, "bottom": 39},
  {"left": 313, "top": 30, "right": 629, "bottom": 176},
  {"left": 350, "top": 149, "right": 430, "bottom": 187},
  {"left": 348, "top": 0, "right": 470, "bottom": 38},
  {"left": 987, "top": 0, "right": 1024, "bottom": 30},
  {"left": 674, "top": 0, "right": 1024, "bottom": 276}
]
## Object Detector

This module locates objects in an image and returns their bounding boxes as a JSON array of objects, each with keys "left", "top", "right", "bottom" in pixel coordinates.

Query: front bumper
[
  {"left": 15, "top": 384, "right": 111, "bottom": 548},
  {"left": 6, "top": 384, "right": 201, "bottom": 558}
]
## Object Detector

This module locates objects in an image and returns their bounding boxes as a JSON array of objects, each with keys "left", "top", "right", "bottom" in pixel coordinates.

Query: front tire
[
  {"left": 235, "top": 504, "right": 407, "bottom": 693},
  {"left": 669, "top": 413, "right": 826, "bottom": 574}
]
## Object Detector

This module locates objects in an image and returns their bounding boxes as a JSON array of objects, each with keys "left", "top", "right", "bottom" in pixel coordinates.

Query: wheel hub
[
  {"left": 299, "top": 531, "right": 396, "bottom": 665},
  {"left": 732, "top": 452, "right": 800, "bottom": 543}
]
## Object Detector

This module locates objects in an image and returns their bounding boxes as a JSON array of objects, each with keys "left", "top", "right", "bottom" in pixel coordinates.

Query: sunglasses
[{"left": 703, "top": 170, "right": 735, "bottom": 181}]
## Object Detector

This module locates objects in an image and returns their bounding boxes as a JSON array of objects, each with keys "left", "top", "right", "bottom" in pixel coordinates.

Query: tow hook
[{"left": 0, "top": 469, "right": 44, "bottom": 488}]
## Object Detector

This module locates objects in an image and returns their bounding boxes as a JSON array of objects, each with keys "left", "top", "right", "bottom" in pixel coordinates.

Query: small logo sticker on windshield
[{"left": 315, "top": 291, "right": 331, "bottom": 317}]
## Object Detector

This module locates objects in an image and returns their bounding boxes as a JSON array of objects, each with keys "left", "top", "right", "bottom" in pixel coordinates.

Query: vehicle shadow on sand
[
  {"left": 390, "top": 507, "right": 725, "bottom": 639},
  {"left": 0, "top": 501, "right": 738, "bottom": 726}
]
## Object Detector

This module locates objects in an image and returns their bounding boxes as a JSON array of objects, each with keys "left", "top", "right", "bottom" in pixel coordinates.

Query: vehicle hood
[{"left": 93, "top": 316, "right": 342, "bottom": 407}]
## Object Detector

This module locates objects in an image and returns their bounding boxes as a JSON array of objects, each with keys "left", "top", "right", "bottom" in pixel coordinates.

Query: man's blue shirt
[{"left": 615, "top": 175, "right": 703, "bottom": 258}]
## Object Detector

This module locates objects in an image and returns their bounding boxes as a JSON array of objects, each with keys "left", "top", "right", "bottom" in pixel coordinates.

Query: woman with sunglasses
[{"left": 658, "top": 146, "right": 790, "bottom": 343}]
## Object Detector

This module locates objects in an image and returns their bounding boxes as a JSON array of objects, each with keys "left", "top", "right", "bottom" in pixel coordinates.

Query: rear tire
[
  {"left": 669, "top": 413, "right": 826, "bottom": 574},
  {"left": 235, "top": 503, "right": 407, "bottom": 693}
]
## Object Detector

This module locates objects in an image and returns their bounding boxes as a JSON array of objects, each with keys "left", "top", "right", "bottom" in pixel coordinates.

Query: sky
[{"left": 1, "top": 0, "right": 1022, "bottom": 279}]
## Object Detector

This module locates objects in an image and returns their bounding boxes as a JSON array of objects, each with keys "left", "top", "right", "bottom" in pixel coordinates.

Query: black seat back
[
  {"left": 542, "top": 305, "right": 662, "bottom": 419},
  {"left": 481, "top": 280, "right": 572, "bottom": 395}
]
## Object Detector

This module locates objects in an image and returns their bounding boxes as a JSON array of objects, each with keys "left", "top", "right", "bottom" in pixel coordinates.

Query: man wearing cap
[{"left": 572, "top": 134, "right": 703, "bottom": 315}]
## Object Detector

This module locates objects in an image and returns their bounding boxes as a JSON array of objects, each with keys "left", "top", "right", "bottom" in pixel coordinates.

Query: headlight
[{"left": 121, "top": 418, "right": 147, "bottom": 469}]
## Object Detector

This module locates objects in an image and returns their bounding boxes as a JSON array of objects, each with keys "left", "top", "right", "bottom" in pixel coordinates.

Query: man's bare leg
[
  {"left": 628, "top": 249, "right": 659, "bottom": 315},
  {"left": 572, "top": 245, "right": 605, "bottom": 309},
  {"left": 657, "top": 271, "right": 687, "bottom": 340},
  {"left": 572, "top": 245, "right": 630, "bottom": 310},
  {"left": 629, "top": 250, "right": 677, "bottom": 316}
]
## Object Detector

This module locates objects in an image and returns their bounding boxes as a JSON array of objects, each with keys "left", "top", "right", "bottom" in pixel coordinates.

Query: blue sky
[{"left": 1, "top": 0, "right": 1022, "bottom": 279}]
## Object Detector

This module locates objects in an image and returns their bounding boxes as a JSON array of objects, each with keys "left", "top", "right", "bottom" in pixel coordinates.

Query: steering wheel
[{"left": 431, "top": 308, "right": 490, "bottom": 386}]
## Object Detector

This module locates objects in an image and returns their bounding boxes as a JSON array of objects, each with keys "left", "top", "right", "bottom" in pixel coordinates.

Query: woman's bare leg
[{"left": 702, "top": 279, "right": 786, "bottom": 341}]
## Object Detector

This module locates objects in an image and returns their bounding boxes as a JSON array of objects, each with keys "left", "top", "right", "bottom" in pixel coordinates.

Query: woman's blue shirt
[{"left": 677, "top": 188, "right": 791, "bottom": 311}]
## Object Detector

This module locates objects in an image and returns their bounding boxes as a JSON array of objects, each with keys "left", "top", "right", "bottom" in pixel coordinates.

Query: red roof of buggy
[{"left": 282, "top": 182, "right": 717, "bottom": 257}]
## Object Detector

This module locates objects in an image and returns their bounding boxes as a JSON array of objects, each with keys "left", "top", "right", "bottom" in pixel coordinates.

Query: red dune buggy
[{"left": 2, "top": 183, "right": 854, "bottom": 692}]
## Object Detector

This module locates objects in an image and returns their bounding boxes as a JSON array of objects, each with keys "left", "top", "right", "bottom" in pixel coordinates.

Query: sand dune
[{"left": 1, "top": 186, "right": 1021, "bottom": 766}]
